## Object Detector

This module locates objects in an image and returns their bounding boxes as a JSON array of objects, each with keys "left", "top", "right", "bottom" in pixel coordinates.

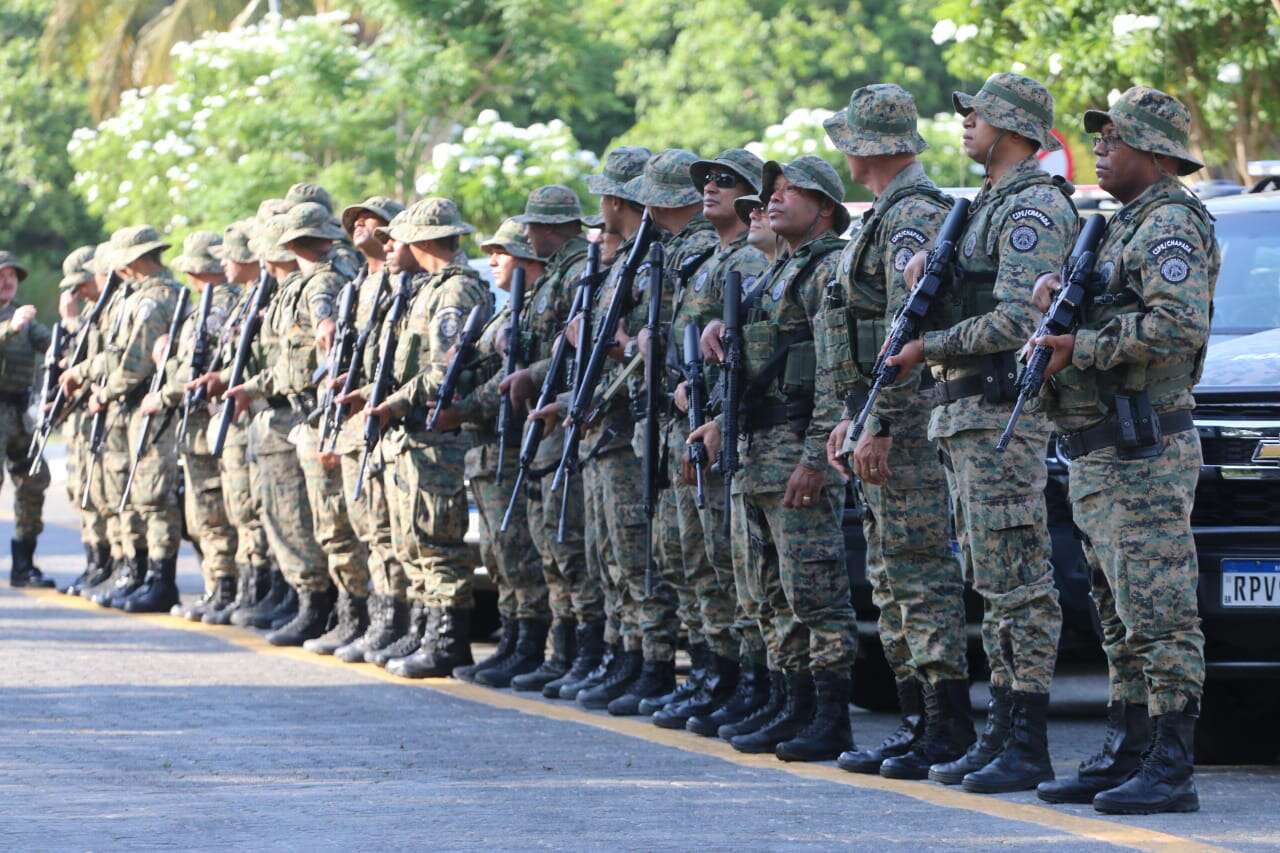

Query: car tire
[{"left": 1195, "top": 678, "right": 1280, "bottom": 765}]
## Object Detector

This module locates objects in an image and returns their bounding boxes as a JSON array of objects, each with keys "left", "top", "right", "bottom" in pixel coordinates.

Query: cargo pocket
[{"left": 974, "top": 495, "right": 1047, "bottom": 589}]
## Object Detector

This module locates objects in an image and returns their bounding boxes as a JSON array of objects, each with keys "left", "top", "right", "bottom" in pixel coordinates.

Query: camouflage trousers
[
  {"left": 122, "top": 407, "right": 181, "bottom": 559},
  {"left": 383, "top": 437, "right": 472, "bottom": 610},
  {"left": 218, "top": 428, "right": 270, "bottom": 573},
  {"left": 530, "top": 460, "right": 592, "bottom": 627},
  {"left": 254, "top": 444, "right": 329, "bottom": 593},
  {"left": 296, "top": 428, "right": 368, "bottom": 596},
  {"left": 183, "top": 450, "right": 237, "bottom": 585},
  {"left": 851, "top": 430, "right": 968, "bottom": 685},
  {"left": 939, "top": 425, "right": 1061, "bottom": 694},
  {"left": 85, "top": 409, "right": 140, "bottom": 560},
  {"left": 0, "top": 403, "right": 49, "bottom": 541},
  {"left": 64, "top": 415, "right": 108, "bottom": 549},
  {"left": 1071, "top": 428, "right": 1204, "bottom": 716},
  {"left": 583, "top": 457, "right": 632, "bottom": 649},
  {"left": 339, "top": 449, "right": 407, "bottom": 601},
  {"left": 732, "top": 483, "right": 857, "bottom": 674},
  {"left": 467, "top": 442, "right": 549, "bottom": 621}
]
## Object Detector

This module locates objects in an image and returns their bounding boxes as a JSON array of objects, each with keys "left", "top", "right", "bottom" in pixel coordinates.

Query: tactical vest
[
  {"left": 0, "top": 305, "right": 40, "bottom": 394},
  {"left": 521, "top": 242, "right": 589, "bottom": 367},
  {"left": 1049, "top": 187, "right": 1217, "bottom": 421}
]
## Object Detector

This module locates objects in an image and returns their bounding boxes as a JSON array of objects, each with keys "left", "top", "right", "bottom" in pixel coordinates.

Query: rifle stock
[
  {"left": 353, "top": 271, "right": 413, "bottom": 501},
  {"left": 495, "top": 266, "right": 527, "bottom": 485},
  {"left": 720, "top": 270, "right": 742, "bottom": 540},
  {"left": 683, "top": 323, "right": 707, "bottom": 508},
  {"left": 178, "top": 281, "right": 217, "bottom": 446},
  {"left": 318, "top": 267, "right": 364, "bottom": 448},
  {"left": 212, "top": 268, "right": 276, "bottom": 457},
  {"left": 329, "top": 268, "right": 389, "bottom": 452},
  {"left": 641, "top": 243, "right": 665, "bottom": 596}
]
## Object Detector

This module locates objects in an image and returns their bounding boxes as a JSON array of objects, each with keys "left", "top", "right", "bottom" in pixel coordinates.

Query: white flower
[
  {"left": 955, "top": 24, "right": 979, "bottom": 43},
  {"left": 476, "top": 109, "right": 500, "bottom": 125},
  {"left": 118, "top": 180, "right": 133, "bottom": 194},
  {"left": 462, "top": 126, "right": 482, "bottom": 143},
  {"left": 1112, "top": 14, "right": 1160, "bottom": 37},
  {"left": 1048, "top": 53, "right": 1063, "bottom": 75},
  {"left": 85, "top": 185, "right": 99, "bottom": 203},
  {"left": 931, "top": 19, "right": 957, "bottom": 44},
  {"left": 415, "top": 172, "right": 438, "bottom": 194},
  {"left": 801, "top": 138, "right": 818, "bottom": 153},
  {"left": 1107, "top": 88, "right": 1123, "bottom": 105},
  {"left": 1218, "top": 62, "right": 1242, "bottom": 84},
  {"left": 113, "top": 196, "right": 130, "bottom": 210},
  {"left": 431, "top": 142, "right": 453, "bottom": 170}
]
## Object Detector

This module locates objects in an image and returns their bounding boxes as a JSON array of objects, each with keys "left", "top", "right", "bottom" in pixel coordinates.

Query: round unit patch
[
  {"left": 535, "top": 291, "right": 550, "bottom": 314},
  {"left": 963, "top": 232, "right": 977, "bottom": 258},
  {"left": 1098, "top": 260, "right": 1115, "bottom": 283},
  {"left": 771, "top": 277, "right": 786, "bottom": 301},
  {"left": 438, "top": 309, "right": 461, "bottom": 340},
  {"left": 893, "top": 247, "right": 914, "bottom": 272},
  {"left": 314, "top": 300, "right": 333, "bottom": 321},
  {"left": 841, "top": 250, "right": 854, "bottom": 276},
  {"left": 692, "top": 269, "right": 709, "bottom": 293},
  {"left": 1161, "top": 257, "right": 1190, "bottom": 284},
  {"left": 1010, "top": 225, "right": 1039, "bottom": 253},
  {"left": 635, "top": 262, "right": 651, "bottom": 291}
]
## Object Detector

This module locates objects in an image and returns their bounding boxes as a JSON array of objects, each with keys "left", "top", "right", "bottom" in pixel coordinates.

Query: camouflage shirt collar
[
  {"left": 546, "top": 234, "right": 590, "bottom": 272},
  {"left": 782, "top": 230, "right": 842, "bottom": 261},
  {"left": 1116, "top": 174, "right": 1187, "bottom": 221},
  {"left": 673, "top": 212, "right": 715, "bottom": 242},
  {"left": 988, "top": 156, "right": 1044, "bottom": 196},
  {"left": 872, "top": 161, "right": 929, "bottom": 217}
]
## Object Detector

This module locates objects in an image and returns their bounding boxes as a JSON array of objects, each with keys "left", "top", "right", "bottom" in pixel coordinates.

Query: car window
[{"left": 1212, "top": 211, "right": 1280, "bottom": 335}]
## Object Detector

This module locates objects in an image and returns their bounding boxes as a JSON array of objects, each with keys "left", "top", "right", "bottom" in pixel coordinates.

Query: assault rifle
[
  {"left": 28, "top": 322, "right": 66, "bottom": 460},
  {"left": 849, "top": 196, "right": 971, "bottom": 444},
  {"left": 352, "top": 271, "right": 413, "bottom": 500},
  {"left": 640, "top": 244, "right": 665, "bottom": 596},
  {"left": 554, "top": 243, "right": 603, "bottom": 543},
  {"left": 683, "top": 323, "right": 708, "bottom": 508},
  {"left": 996, "top": 213, "right": 1107, "bottom": 451},
  {"left": 426, "top": 303, "right": 489, "bottom": 431},
  {"left": 211, "top": 268, "right": 276, "bottom": 457},
  {"left": 316, "top": 267, "right": 364, "bottom": 448},
  {"left": 719, "top": 270, "right": 743, "bottom": 539},
  {"left": 177, "top": 282, "right": 217, "bottom": 445},
  {"left": 495, "top": 266, "right": 527, "bottom": 484},
  {"left": 82, "top": 275, "right": 137, "bottom": 508},
  {"left": 328, "top": 268, "right": 389, "bottom": 452}
]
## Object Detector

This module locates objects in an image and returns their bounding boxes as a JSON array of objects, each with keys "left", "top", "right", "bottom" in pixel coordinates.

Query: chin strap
[{"left": 983, "top": 130, "right": 1009, "bottom": 180}]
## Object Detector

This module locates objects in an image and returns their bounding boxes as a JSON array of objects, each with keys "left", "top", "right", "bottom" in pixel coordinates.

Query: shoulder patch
[
  {"left": 692, "top": 268, "right": 709, "bottom": 293},
  {"left": 206, "top": 307, "right": 227, "bottom": 338},
  {"left": 770, "top": 276, "right": 787, "bottom": 302},
  {"left": 635, "top": 261, "right": 652, "bottom": 292},
  {"left": 1098, "top": 260, "right": 1116, "bottom": 283},
  {"left": 893, "top": 247, "right": 914, "bottom": 272},
  {"left": 1010, "top": 225, "right": 1039, "bottom": 253},
  {"left": 889, "top": 227, "right": 928, "bottom": 246},
  {"left": 1160, "top": 256, "right": 1190, "bottom": 284},
  {"left": 963, "top": 232, "right": 977, "bottom": 258},
  {"left": 136, "top": 298, "right": 158, "bottom": 323},
  {"left": 1010, "top": 208, "right": 1054, "bottom": 228},
  {"left": 1149, "top": 238, "right": 1196, "bottom": 258},
  {"left": 437, "top": 306, "right": 463, "bottom": 341},
  {"left": 534, "top": 289, "right": 550, "bottom": 315}
]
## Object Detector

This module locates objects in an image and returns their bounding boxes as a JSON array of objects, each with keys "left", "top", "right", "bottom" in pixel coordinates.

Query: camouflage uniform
[{"left": 56, "top": 247, "right": 99, "bottom": 538}]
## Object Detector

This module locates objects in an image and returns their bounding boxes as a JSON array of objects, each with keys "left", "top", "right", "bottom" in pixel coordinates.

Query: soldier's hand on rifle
[
  {"left": 1029, "top": 333, "right": 1075, "bottom": 379},
  {"left": 827, "top": 419, "right": 852, "bottom": 481},
  {"left": 328, "top": 372, "right": 347, "bottom": 393},
  {"left": 364, "top": 397, "right": 404, "bottom": 431},
  {"left": 59, "top": 371, "right": 82, "bottom": 397},
  {"left": 609, "top": 320, "right": 631, "bottom": 363},
  {"left": 563, "top": 314, "right": 583, "bottom": 349},
  {"left": 884, "top": 339, "right": 924, "bottom": 372},
  {"left": 317, "top": 450, "right": 341, "bottom": 470},
  {"left": 903, "top": 251, "right": 928, "bottom": 288},
  {"left": 680, "top": 454, "right": 699, "bottom": 486},
  {"left": 152, "top": 335, "right": 169, "bottom": 368},
  {"left": 700, "top": 320, "right": 726, "bottom": 364},
  {"left": 1032, "top": 272, "right": 1062, "bottom": 312},
  {"left": 688, "top": 420, "right": 721, "bottom": 464},
  {"left": 187, "top": 371, "right": 227, "bottom": 399},
  {"left": 673, "top": 381, "right": 689, "bottom": 413},
  {"left": 140, "top": 392, "right": 163, "bottom": 416},
  {"left": 87, "top": 392, "right": 104, "bottom": 415},
  {"left": 528, "top": 400, "right": 565, "bottom": 432},
  {"left": 636, "top": 328, "right": 652, "bottom": 364},
  {"left": 853, "top": 429, "right": 892, "bottom": 487},
  {"left": 424, "top": 399, "right": 463, "bottom": 433},
  {"left": 500, "top": 367, "right": 536, "bottom": 409},
  {"left": 316, "top": 317, "right": 336, "bottom": 354},
  {"left": 783, "top": 463, "right": 825, "bottom": 509},
  {"left": 335, "top": 387, "right": 367, "bottom": 415},
  {"left": 224, "top": 384, "right": 253, "bottom": 422},
  {"left": 9, "top": 304, "right": 36, "bottom": 332},
  {"left": 496, "top": 327, "right": 510, "bottom": 358}
]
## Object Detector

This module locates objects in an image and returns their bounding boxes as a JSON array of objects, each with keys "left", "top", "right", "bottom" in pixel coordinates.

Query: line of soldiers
[{"left": 7, "top": 74, "right": 1215, "bottom": 817}]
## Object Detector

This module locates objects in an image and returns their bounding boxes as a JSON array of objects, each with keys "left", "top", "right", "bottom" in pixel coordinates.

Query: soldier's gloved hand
[
  {"left": 783, "top": 463, "right": 825, "bottom": 509},
  {"left": 10, "top": 304, "right": 36, "bottom": 332},
  {"left": 700, "top": 320, "right": 726, "bottom": 364},
  {"left": 673, "top": 381, "right": 689, "bottom": 413},
  {"left": 827, "top": 419, "right": 852, "bottom": 482},
  {"left": 224, "top": 384, "right": 253, "bottom": 423},
  {"left": 688, "top": 419, "right": 721, "bottom": 465},
  {"left": 903, "top": 251, "right": 928, "bottom": 289},
  {"left": 1032, "top": 272, "right": 1062, "bottom": 312},
  {"left": 500, "top": 367, "right": 536, "bottom": 410},
  {"left": 853, "top": 430, "right": 892, "bottom": 487},
  {"left": 140, "top": 392, "right": 163, "bottom": 416},
  {"left": 528, "top": 400, "right": 565, "bottom": 432},
  {"left": 1029, "top": 333, "right": 1075, "bottom": 379}
]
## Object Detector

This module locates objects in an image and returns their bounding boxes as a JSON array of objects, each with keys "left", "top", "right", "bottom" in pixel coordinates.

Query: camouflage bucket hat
[
  {"left": 586, "top": 146, "right": 652, "bottom": 199},
  {"left": 0, "top": 250, "right": 29, "bottom": 282},
  {"left": 623, "top": 148, "right": 702, "bottom": 208},
  {"left": 210, "top": 221, "right": 257, "bottom": 264},
  {"left": 825, "top": 83, "right": 928, "bottom": 157},
  {"left": 256, "top": 198, "right": 293, "bottom": 221},
  {"left": 1084, "top": 86, "right": 1204, "bottom": 177},
  {"left": 285, "top": 182, "right": 334, "bottom": 213},
  {"left": 109, "top": 225, "right": 172, "bottom": 267},
  {"left": 378, "top": 197, "right": 475, "bottom": 243},
  {"left": 341, "top": 196, "right": 406, "bottom": 235},
  {"left": 689, "top": 147, "right": 765, "bottom": 194},
  {"left": 761, "top": 157, "right": 851, "bottom": 234},
  {"left": 278, "top": 202, "right": 347, "bottom": 246},
  {"left": 480, "top": 217, "right": 545, "bottom": 262},
  {"left": 734, "top": 193, "right": 763, "bottom": 226},
  {"left": 86, "top": 241, "right": 115, "bottom": 275},
  {"left": 58, "top": 245, "right": 96, "bottom": 291},
  {"left": 173, "top": 231, "right": 224, "bottom": 275},
  {"left": 582, "top": 212, "right": 604, "bottom": 228},
  {"left": 953, "top": 72, "right": 1061, "bottom": 152},
  {"left": 253, "top": 215, "right": 296, "bottom": 264},
  {"left": 513, "top": 184, "right": 584, "bottom": 225}
]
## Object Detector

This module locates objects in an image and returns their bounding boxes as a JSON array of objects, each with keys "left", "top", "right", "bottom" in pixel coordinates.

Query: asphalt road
[{"left": 2, "top": 447, "right": 1278, "bottom": 851}]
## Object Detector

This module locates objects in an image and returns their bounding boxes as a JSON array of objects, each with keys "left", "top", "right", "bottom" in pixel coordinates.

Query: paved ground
[{"left": 2, "top": 447, "right": 1278, "bottom": 850}]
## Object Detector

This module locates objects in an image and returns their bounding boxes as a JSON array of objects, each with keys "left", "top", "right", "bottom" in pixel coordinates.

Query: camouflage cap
[
  {"left": 278, "top": 202, "right": 347, "bottom": 246},
  {"left": 1084, "top": 86, "right": 1204, "bottom": 177},
  {"left": 479, "top": 217, "right": 545, "bottom": 262},
  {"left": 512, "top": 184, "right": 584, "bottom": 225},
  {"left": 623, "top": 148, "right": 702, "bottom": 208},
  {"left": 86, "top": 241, "right": 115, "bottom": 275},
  {"left": 256, "top": 198, "right": 293, "bottom": 221},
  {"left": 734, "top": 193, "right": 763, "bottom": 226},
  {"left": 172, "top": 230, "right": 224, "bottom": 275},
  {"left": 689, "top": 147, "right": 765, "bottom": 194},
  {"left": 761, "top": 157, "right": 851, "bottom": 234},
  {"left": 210, "top": 220, "right": 257, "bottom": 264},
  {"left": 109, "top": 225, "right": 172, "bottom": 267},
  {"left": 376, "top": 197, "right": 475, "bottom": 244},
  {"left": 252, "top": 215, "right": 296, "bottom": 264},
  {"left": 340, "top": 196, "right": 406, "bottom": 235},
  {"left": 586, "top": 146, "right": 652, "bottom": 199},
  {"left": 285, "top": 182, "right": 334, "bottom": 213},
  {"left": 0, "top": 250, "right": 28, "bottom": 282},
  {"left": 825, "top": 83, "right": 928, "bottom": 157},
  {"left": 953, "top": 72, "right": 1061, "bottom": 152},
  {"left": 58, "top": 245, "right": 96, "bottom": 291}
]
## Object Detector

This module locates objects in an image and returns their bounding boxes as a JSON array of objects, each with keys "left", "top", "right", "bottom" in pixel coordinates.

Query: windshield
[{"left": 1212, "top": 210, "right": 1280, "bottom": 335}]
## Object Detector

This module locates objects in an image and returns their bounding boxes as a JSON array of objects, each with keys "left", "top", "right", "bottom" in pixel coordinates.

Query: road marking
[{"left": 18, "top": 588, "right": 1226, "bottom": 853}]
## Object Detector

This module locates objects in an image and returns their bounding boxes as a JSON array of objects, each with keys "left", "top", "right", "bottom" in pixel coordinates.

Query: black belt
[
  {"left": 0, "top": 390, "right": 29, "bottom": 406},
  {"left": 1059, "top": 410, "right": 1194, "bottom": 460},
  {"left": 743, "top": 403, "right": 789, "bottom": 433},
  {"left": 932, "top": 373, "right": 988, "bottom": 405}
]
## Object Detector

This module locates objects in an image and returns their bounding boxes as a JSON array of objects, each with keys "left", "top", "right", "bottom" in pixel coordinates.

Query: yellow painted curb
[{"left": 17, "top": 588, "right": 1228, "bottom": 853}]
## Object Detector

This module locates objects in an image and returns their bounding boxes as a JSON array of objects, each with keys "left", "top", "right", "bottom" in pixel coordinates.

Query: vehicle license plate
[{"left": 1221, "top": 559, "right": 1280, "bottom": 607}]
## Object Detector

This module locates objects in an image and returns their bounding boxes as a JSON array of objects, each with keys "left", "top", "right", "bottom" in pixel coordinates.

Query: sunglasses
[{"left": 701, "top": 170, "right": 743, "bottom": 189}]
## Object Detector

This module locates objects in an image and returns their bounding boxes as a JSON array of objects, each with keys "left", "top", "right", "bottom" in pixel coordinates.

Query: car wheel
[{"left": 1196, "top": 678, "right": 1280, "bottom": 765}]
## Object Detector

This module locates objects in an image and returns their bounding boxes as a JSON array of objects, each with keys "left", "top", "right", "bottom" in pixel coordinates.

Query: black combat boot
[
  {"left": 386, "top": 607, "right": 473, "bottom": 678},
  {"left": 182, "top": 576, "right": 236, "bottom": 621},
  {"left": 267, "top": 584, "right": 301, "bottom": 630},
  {"left": 122, "top": 555, "right": 181, "bottom": 613},
  {"left": 454, "top": 616, "right": 517, "bottom": 682},
  {"left": 930, "top": 685, "right": 1013, "bottom": 784},
  {"left": 233, "top": 567, "right": 285, "bottom": 627},
  {"left": 266, "top": 588, "right": 335, "bottom": 646},
  {"left": 689, "top": 663, "right": 768, "bottom": 737},
  {"left": 338, "top": 596, "right": 407, "bottom": 663},
  {"left": 577, "top": 649, "right": 643, "bottom": 709},
  {"left": 303, "top": 590, "right": 369, "bottom": 655},
  {"left": 838, "top": 678, "right": 925, "bottom": 774},
  {"left": 607, "top": 659, "right": 677, "bottom": 716},
  {"left": 94, "top": 553, "right": 147, "bottom": 608},
  {"left": 719, "top": 670, "right": 786, "bottom": 740},
  {"left": 776, "top": 670, "right": 854, "bottom": 762},
  {"left": 655, "top": 654, "right": 739, "bottom": 730},
  {"left": 9, "top": 537, "right": 54, "bottom": 588},
  {"left": 730, "top": 671, "right": 816, "bottom": 754},
  {"left": 76, "top": 546, "right": 116, "bottom": 596},
  {"left": 880, "top": 680, "right": 976, "bottom": 779},
  {"left": 546, "top": 622, "right": 606, "bottom": 699},
  {"left": 1093, "top": 703, "right": 1198, "bottom": 815},
  {"left": 368, "top": 602, "right": 428, "bottom": 667},
  {"left": 962, "top": 690, "right": 1054, "bottom": 793},
  {"left": 205, "top": 564, "right": 257, "bottom": 625},
  {"left": 63, "top": 543, "right": 103, "bottom": 596},
  {"left": 512, "top": 618, "right": 577, "bottom": 691},
  {"left": 1038, "top": 702, "right": 1151, "bottom": 804},
  {"left": 560, "top": 643, "right": 621, "bottom": 701},
  {"left": 640, "top": 642, "right": 709, "bottom": 715},
  {"left": 475, "top": 619, "right": 549, "bottom": 688}
]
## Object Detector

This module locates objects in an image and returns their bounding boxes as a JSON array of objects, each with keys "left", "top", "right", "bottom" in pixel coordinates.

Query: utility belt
[
  {"left": 1059, "top": 397, "right": 1193, "bottom": 461},
  {"left": 0, "top": 389, "right": 30, "bottom": 407},
  {"left": 265, "top": 391, "right": 315, "bottom": 416},
  {"left": 932, "top": 352, "right": 1017, "bottom": 406},
  {"left": 743, "top": 396, "right": 813, "bottom": 436}
]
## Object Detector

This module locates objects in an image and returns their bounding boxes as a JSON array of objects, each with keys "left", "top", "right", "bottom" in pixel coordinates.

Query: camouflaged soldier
[
  {"left": 691, "top": 156, "right": 855, "bottom": 763},
  {"left": 886, "top": 73, "right": 1073, "bottom": 793},
  {"left": 285, "top": 182, "right": 362, "bottom": 279},
  {"left": 0, "top": 251, "right": 54, "bottom": 587},
  {"left": 1031, "top": 87, "right": 1214, "bottom": 815},
  {"left": 330, "top": 196, "right": 412, "bottom": 663},
  {"left": 353, "top": 198, "right": 490, "bottom": 679},
  {"left": 815, "top": 84, "right": 974, "bottom": 778},
  {"left": 146, "top": 231, "right": 242, "bottom": 621},
  {"left": 650, "top": 149, "right": 770, "bottom": 733}
]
